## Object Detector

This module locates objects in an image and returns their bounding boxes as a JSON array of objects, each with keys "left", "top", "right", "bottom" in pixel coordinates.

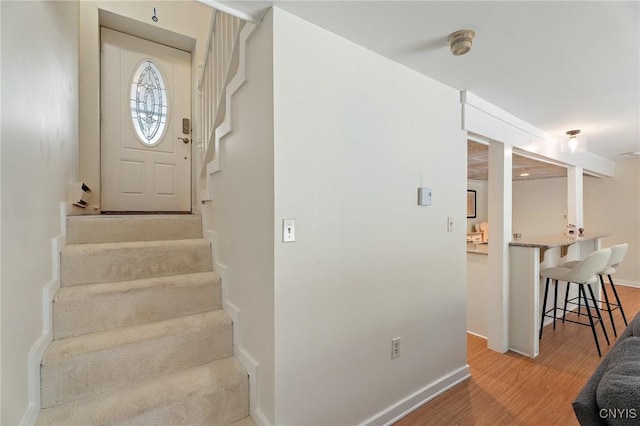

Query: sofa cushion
[
  {"left": 596, "top": 337, "right": 640, "bottom": 425},
  {"left": 632, "top": 317, "right": 640, "bottom": 337}
]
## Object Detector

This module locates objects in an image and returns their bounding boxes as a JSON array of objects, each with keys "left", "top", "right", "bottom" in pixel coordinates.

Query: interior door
[{"left": 101, "top": 27, "right": 191, "bottom": 212}]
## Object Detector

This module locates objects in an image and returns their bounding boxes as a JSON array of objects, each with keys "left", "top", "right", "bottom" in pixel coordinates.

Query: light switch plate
[{"left": 283, "top": 219, "right": 295, "bottom": 242}]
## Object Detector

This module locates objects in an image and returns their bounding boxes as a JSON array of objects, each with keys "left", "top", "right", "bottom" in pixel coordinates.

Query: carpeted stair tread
[
  {"left": 53, "top": 272, "right": 222, "bottom": 339},
  {"left": 41, "top": 310, "right": 232, "bottom": 408},
  {"left": 61, "top": 239, "right": 212, "bottom": 286},
  {"left": 67, "top": 214, "right": 203, "bottom": 244},
  {"left": 36, "top": 357, "right": 249, "bottom": 426}
]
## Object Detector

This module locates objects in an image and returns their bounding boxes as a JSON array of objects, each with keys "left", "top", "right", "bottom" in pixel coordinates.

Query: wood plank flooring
[{"left": 395, "top": 285, "right": 640, "bottom": 426}]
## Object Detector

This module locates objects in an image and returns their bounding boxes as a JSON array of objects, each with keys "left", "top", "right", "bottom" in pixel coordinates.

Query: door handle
[{"left": 178, "top": 137, "right": 190, "bottom": 144}]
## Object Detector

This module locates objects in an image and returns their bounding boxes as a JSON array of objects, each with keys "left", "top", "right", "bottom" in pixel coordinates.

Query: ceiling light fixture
[
  {"left": 447, "top": 29, "right": 476, "bottom": 56},
  {"left": 519, "top": 173, "right": 530, "bottom": 177},
  {"left": 561, "top": 130, "right": 587, "bottom": 154}
]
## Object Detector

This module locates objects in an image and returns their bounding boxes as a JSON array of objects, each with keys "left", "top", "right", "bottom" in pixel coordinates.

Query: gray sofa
[{"left": 573, "top": 311, "right": 640, "bottom": 425}]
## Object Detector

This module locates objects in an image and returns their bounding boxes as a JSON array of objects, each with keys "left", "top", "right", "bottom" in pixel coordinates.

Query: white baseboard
[
  {"left": 203, "top": 230, "right": 271, "bottom": 426},
  {"left": 222, "top": 300, "right": 270, "bottom": 426},
  {"left": 615, "top": 279, "right": 640, "bottom": 289},
  {"left": 467, "top": 330, "right": 487, "bottom": 340},
  {"left": 20, "top": 204, "right": 67, "bottom": 426},
  {"left": 360, "top": 365, "right": 471, "bottom": 426}
]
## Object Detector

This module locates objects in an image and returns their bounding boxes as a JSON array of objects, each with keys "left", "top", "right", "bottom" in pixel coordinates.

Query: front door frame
[
  {"left": 78, "top": 3, "right": 208, "bottom": 214},
  {"left": 100, "top": 27, "right": 192, "bottom": 212}
]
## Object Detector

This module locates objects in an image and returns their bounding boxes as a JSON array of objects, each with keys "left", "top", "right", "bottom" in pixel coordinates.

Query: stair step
[
  {"left": 67, "top": 214, "right": 203, "bottom": 244},
  {"left": 41, "top": 311, "right": 232, "bottom": 408},
  {"left": 37, "top": 357, "right": 249, "bottom": 426},
  {"left": 53, "top": 272, "right": 221, "bottom": 339},
  {"left": 60, "top": 239, "right": 212, "bottom": 286}
]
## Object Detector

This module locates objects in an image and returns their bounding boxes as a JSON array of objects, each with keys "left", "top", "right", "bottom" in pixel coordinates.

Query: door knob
[{"left": 178, "top": 137, "right": 190, "bottom": 144}]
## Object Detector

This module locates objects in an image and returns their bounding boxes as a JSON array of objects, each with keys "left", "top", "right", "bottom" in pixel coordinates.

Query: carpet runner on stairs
[{"left": 36, "top": 214, "right": 252, "bottom": 426}]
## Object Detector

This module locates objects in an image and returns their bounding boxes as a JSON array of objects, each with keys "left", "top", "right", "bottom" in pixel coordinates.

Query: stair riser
[
  {"left": 67, "top": 216, "right": 203, "bottom": 244},
  {"left": 53, "top": 276, "right": 221, "bottom": 339},
  {"left": 61, "top": 241, "right": 212, "bottom": 286},
  {"left": 41, "top": 319, "right": 232, "bottom": 408}
]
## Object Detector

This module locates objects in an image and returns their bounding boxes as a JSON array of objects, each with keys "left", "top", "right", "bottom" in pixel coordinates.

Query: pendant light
[{"left": 561, "top": 130, "right": 587, "bottom": 154}]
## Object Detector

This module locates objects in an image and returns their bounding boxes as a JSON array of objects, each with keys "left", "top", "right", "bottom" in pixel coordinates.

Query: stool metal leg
[
  {"left": 599, "top": 274, "right": 617, "bottom": 337},
  {"left": 587, "top": 283, "right": 610, "bottom": 346},
  {"left": 608, "top": 274, "right": 628, "bottom": 326},
  {"left": 540, "top": 277, "right": 550, "bottom": 340},
  {"left": 577, "top": 288, "right": 582, "bottom": 317},
  {"left": 553, "top": 279, "right": 559, "bottom": 329},
  {"left": 580, "top": 284, "right": 602, "bottom": 357},
  {"left": 562, "top": 281, "right": 570, "bottom": 323}
]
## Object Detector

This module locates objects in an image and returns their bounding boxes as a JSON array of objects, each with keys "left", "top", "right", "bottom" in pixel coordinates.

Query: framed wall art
[{"left": 467, "top": 190, "right": 477, "bottom": 218}]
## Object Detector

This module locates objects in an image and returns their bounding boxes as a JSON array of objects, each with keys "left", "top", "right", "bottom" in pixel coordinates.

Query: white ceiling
[{"left": 219, "top": 0, "right": 640, "bottom": 161}]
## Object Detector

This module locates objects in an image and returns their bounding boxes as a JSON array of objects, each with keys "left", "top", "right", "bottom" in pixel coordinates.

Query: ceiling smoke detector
[{"left": 447, "top": 29, "right": 476, "bottom": 56}]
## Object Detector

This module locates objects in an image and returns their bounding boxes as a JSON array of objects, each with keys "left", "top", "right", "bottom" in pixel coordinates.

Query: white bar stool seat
[
  {"left": 563, "top": 243, "right": 629, "bottom": 337},
  {"left": 539, "top": 248, "right": 612, "bottom": 356}
]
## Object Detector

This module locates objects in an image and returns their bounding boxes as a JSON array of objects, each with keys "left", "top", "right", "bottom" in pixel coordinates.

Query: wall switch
[
  {"left": 283, "top": 219, "right": 296, "bottom": 242},
  {"left": 447, "top": 216, "right": 454, "bottom": 232},
  {"left": 391, "top": 337, "right": 401, "bottom": 359}
]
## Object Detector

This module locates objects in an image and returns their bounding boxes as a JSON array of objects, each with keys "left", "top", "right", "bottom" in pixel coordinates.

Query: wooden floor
[{"left": 395, "top": 285, "right": 640, "bottom": 426}]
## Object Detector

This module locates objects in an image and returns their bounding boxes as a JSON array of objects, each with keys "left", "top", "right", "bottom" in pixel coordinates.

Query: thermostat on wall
[{"left": 418, "top": 187, "right": 432, "bottom": 206}]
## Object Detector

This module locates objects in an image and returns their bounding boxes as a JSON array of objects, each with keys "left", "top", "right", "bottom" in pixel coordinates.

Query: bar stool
[
  {"left": 539, "top": 248, "right": 611, "bottom": 356},
  {"left": 563, "top": 243, "right": 629, "bottom": 337}
]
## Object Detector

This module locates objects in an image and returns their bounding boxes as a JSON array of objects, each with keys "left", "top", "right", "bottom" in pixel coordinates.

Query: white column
[
  {"left": 567, "top": 166, "right": 584, "bottom": 229},
  {"left": 487, "top": 141, "right": 512, "bottom": 353}
]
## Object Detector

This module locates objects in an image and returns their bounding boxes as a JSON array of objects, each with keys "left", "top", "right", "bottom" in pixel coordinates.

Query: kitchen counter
[
  {"left": 509, "top": 233, "right": 609, "bottom": 249},
  {"left": 510, "top": 233, "right": 609, "bottom": 261}
]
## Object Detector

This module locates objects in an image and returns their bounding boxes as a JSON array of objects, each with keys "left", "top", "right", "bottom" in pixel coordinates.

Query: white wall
[
  {"left": 0, "top": 2, "right": 79, "bottom": 424},
  {"left": 78, "top": 0, "right": 211, "bottom": 212},
  {"left": 272, "top": 9, "right": 468, "bottom": 425},
  {"left": 584, "top": 159, "right": 640, "bottom": 285},
  {"left": 201, "top": 12, "right": 275, "bottom": 425},
  {"left": 512, "top": 177, "right": 567, "bottom": 237},
  {"left": 467, "top": 180, "right": 488, "bottom": 233}
]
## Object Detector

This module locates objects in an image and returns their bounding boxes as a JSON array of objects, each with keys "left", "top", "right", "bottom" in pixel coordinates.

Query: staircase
[{"left": 36, "top": 215, "right": 252, "bottom": 426}]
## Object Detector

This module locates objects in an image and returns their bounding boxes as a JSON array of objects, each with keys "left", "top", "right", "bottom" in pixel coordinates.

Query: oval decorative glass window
[{"left": 130, "top": 60, "right": 168, "bottom": 146}]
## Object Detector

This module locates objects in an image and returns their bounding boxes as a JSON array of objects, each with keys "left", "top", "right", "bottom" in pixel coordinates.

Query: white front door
[{"left": 101, "top": 28, "right": 191, "bottom": 212}]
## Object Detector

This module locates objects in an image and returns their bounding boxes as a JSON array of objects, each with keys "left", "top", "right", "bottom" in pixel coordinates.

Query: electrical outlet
[{"left": 391, "top": 337, "right": 401, "bottom": 359}]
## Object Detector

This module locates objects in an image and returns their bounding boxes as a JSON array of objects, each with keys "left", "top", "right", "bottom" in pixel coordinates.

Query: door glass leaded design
[{"left": 130, "top": 60, "right": 168, "bottom": 146}]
